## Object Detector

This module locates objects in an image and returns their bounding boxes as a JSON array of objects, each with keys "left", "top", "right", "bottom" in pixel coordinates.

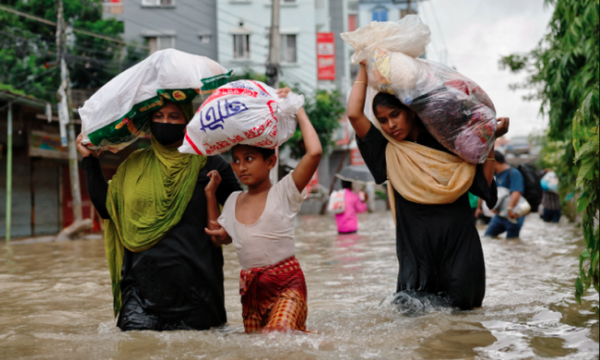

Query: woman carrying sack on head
[
  {"left": 347, "top": 62, "right": 509, "bottom": 310},
  {"left": 77, "top": 100, "right": 241, "bottom": 331}
]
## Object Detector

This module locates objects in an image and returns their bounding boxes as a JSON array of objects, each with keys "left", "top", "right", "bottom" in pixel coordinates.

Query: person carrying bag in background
[{"left": 484, "top": 151, "right": 528, "bottom": 239}]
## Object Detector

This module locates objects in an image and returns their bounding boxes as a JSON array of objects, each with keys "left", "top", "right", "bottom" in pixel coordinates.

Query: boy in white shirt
[{"left": 204, "top": 87, "right": 322, "bottom": 333}]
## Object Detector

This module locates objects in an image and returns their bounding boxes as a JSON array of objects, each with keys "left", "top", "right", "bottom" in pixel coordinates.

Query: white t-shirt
[{"left": 218, "top": 173, "right": 306, "bottom": 270}]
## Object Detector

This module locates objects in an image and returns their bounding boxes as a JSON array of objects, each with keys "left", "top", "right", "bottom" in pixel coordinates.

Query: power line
[
  {"left": 119, "top": 0, "right": 271, "bottom": 52},
  {"left": 0, "top": 67, "right": 59, "bottom": 112},
  {"left": 175, "top": 0, "right": 317, "bottom": 62},
  {"left": 0, "top": 3, "right": 149, "bottom": 50}
]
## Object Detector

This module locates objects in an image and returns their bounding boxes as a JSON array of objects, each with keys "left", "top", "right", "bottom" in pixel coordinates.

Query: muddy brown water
[{"left": 1, "top": 213, "right": 598, "bottom": 359}]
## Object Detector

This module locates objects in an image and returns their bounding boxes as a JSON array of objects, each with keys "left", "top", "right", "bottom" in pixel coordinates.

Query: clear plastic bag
[
  {"left": 342, "top": 15, "right": 497, "bottom": 164},
  {"left": 179, "top": 80, "right": 304, "bottom": 156}
]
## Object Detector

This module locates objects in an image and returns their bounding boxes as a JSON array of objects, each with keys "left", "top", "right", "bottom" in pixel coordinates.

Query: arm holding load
[
  {"left": 77, "top": 133, "right": 111, "bottom": 220},
  {"left": 347, "top": 62, "right": 373, "bottom": 140},
  {"left": 291, "top": 108, "right": 323, "bottom": 192}
]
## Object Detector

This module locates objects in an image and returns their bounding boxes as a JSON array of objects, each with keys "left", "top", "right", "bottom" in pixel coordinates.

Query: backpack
[
  {"left": 327, "top": 190, "right": 346, "bottom": 214},
  {"left": 508, "top": 165, "right": 543, "bottom": 212}
]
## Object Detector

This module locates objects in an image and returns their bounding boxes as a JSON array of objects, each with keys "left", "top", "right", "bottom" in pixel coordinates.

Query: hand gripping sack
[
  {"left": 179, "top": 80, "right": 304, "bottom": 156},
  {"left": 341, "top": 15, "right": 497, "bottom": 164},
  {"left": 79, "top": 49, "right": 232, "bottom": 153},
  {"left": 327, "top": 190, "right": 346, "bottom": 214}
]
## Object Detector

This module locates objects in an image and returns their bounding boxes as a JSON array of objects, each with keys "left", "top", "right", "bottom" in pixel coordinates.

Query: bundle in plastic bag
[
  {"left": 179, "top": 80, "right": 304, "bottom": 156},
  {"left": 341, "top": 15, "right": 497, "bottom": 164},
  {"left": 79, "top": 49, "right": 232, "bottom": 153}
]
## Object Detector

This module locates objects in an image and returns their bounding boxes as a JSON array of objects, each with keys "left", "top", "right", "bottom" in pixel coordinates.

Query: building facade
[
  {"left": 103, "top": 0, "right": 219, "bottom": 58},
  {"left": 0, "top": 92, "right": 136, "bottom": 239},
  {"left": 357, "top": 0, "right": 418, "bottom": 27},
  {"left": 216, "top": 0, "right": 319, "bottom": 94}
]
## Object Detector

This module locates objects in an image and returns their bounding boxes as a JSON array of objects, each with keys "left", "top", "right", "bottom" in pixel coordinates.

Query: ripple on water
[{"left": 0, "top": 213, "right": 598, "bottom": 359}]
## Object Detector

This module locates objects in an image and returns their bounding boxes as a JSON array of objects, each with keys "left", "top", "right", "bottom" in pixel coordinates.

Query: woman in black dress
[
  {"left": 77, "top": 100, "right": 241, "bottom": 330},
  {"left": 347, "top": 62, "right": 508, "bottom": 310}
]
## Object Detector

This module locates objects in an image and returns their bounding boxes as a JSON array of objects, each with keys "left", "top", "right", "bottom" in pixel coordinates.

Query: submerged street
[{"left": 0, "top": 213, "right": 598, "bottom": 359}]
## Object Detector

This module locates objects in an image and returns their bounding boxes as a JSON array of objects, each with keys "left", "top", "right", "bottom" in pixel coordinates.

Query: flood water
[{"left": 1, "top": 213, "right": 598, "bottom": 359}]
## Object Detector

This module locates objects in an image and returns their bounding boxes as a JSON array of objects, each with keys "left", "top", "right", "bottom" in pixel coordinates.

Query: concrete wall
[
  {"left": 217, "top": 0, "right": 318, "bottom": 94},
  {"left": 107, "top": 0, "right": 219, "bottom": 59}
]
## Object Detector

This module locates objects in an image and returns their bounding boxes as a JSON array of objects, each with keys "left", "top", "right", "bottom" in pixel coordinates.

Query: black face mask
[{"left": 150, "top": 122, "right": 186, "bottom": 146}]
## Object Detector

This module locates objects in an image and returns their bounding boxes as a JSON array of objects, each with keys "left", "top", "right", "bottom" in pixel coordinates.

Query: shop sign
[
  {"left": 317, "top": 32, "right": 335, "bottom": 80},
  {"left": 351, "top": 148, "right": 365, "bottom": 166},
  {"left": 29, "top": 130, "right": 68, "bottom": 159}
]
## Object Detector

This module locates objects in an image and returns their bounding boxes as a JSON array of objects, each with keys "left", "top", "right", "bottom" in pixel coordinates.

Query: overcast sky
[{"left": 417, "top": 0, "right": 554, "bottom": 138}]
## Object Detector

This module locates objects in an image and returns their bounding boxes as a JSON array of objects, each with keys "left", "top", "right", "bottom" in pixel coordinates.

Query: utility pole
[
  {"left": 5, "top": 104, "right": 12, "bottom": 242},
  {"left": 56, "top": 0, "right": 83, "bottom": 223},
  {"left": 266, "top": 0, "right": 281, "bottom": 88},
  {"left": 267, "top": 0, "right": 281, "bottom": 184}
]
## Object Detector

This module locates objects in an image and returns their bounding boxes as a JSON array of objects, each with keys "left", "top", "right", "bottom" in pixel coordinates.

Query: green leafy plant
[
  {"left": 0, "top": 0, "right": 147, "bottom": 101},
  {"left": 571, "top": 84, "right": 599, "bottom": 310},
  {"left": 500, "top": 0, "right": 599, "bottom": 311},
  {"left": 285, "top": 90, "right": 345, "bottom": 158}
]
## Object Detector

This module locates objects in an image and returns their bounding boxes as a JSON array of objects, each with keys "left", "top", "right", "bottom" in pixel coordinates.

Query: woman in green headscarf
[{"left": 77, "top": 100, "right": 241, "bottom": 331}]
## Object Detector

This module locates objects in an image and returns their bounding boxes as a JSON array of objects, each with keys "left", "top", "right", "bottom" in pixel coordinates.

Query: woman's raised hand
[
  {"left": 76, "top": 133, "right": 97, "bottom": 158},
  {"left": 205, "top": 170, "right": 222, "bottom": 195},
  {"left": 495, "top": 117, "right": 510, "bottom": 138},
  {"left": 276, "top": 86, "right": 292, "bottom": 99}
]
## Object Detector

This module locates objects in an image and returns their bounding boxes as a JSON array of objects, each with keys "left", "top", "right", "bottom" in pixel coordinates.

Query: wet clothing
[
  {"left": 540, "top": 171, "right": 561, "bottom": 223},
  {"left": 495, "top": 168, "right": 525, "bottom": 194},
  {"left": 103, "top": 138, "right": 207, "bottom": 316},
  {"left": 541, "top": 189, "right": 561, "bottom": 223},
  {"left": 335, "top": 189, "right": 368, "bottom": 234},
  {"left": 240, "top": 256, "right": 307, "bottom": 333},
  {"left": 541, "top": 208, "right": 561, "bottom": 223},
  {"left": 83, "top": 155, "right": 242, "bottom": 331},
  {"left": 485, "top": 168, "right": 525, "bottom": 238},
  {"left": 485, "top": 215, "right": 526, "bottom": 238},
  {"left": 218, "top": 173, "right": 306, "bottom": 271},
  {"left": 357, "top": 124, "right": 497, "bottom": 310},
  {"left": 541, "top": 191, "right": 560, "bottom": 211}
]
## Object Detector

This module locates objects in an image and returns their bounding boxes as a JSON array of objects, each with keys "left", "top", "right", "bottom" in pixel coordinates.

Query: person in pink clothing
[{"left": 335, "top": 181, "right": 368, "bottom": 234}]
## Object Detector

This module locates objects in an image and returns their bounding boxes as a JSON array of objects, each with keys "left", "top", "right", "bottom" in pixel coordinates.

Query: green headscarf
[{"left": 104, "top": 101, "right": 207, "bottom": 317}]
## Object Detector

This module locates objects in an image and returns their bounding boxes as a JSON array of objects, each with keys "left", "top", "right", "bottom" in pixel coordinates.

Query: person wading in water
[
  {"left": 346, "top": 61, "right": 509, "bottom": 310},
  {"left": 77, "top": 100, "right": 241, "bottom": 331}
]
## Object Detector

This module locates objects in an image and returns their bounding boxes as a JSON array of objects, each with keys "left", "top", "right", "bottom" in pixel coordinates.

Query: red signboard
[
  {"left": 348, "top": 15, "right": 357, "bottom": 32},
  {"left": 317, "top": 32, "right": 335, "bottom": 80},
  {"left": 351, "top": 148, "right": 365, "bottom": 166}
]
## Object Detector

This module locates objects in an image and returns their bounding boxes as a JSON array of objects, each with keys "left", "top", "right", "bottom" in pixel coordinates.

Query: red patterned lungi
[{"left": 239, "top": 256, "right": 308, "bottom": 333}]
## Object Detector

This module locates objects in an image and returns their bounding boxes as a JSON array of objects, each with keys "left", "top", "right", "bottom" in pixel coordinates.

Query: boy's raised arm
[{"left": 291, "top": 108, "right": 323, "bottom": 192}]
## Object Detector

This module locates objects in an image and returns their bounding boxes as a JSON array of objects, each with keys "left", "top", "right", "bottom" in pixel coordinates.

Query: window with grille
[
  {"left": 141, "top": 0, "right": 174, "bottom": 6},
  {"left": 372, "top": 8, "right": 388, "bottom": 22},
  {"left": 147, "top": 36, "right": 175, "bottom": 53},
  {"left": 199, "top": 35, "right": 211, "bottom": 44},
  {"left": 280, "top": 34, "right": 297, "bottom": 63},
  {"left": 233, "top": 34, "right": 250, "bottom": 59}
]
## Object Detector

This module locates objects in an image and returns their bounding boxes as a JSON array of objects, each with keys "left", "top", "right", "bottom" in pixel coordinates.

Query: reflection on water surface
[{"left": 1, "top": 213, "right": 598, "bottom": 359}]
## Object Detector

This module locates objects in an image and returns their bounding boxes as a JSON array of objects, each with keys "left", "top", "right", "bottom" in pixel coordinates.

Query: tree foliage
[
  {"left": 286, "top": 90, "right": 344, "bottom": 158},
  {"left": 500, "top": 0, "right": 599, "bottom": 311},
  {"left": 0, "top": 0, "right": 147, "bottom": 102}
]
